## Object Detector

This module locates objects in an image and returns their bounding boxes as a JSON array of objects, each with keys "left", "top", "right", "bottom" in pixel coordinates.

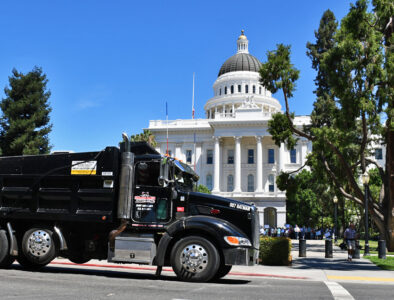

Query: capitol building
[{"left": 148, "top": 31, "right": 311, "bottom": 227}]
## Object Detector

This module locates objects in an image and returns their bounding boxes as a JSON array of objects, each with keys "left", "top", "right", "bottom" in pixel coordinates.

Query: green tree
[
  {"left": 196, "top": 184, "right": 211, "bottom": 194},
  {"left": 279, "top": 170, "right": 329, "bottom": 227},
  {"left": 0, "top": 67, "right": 52, "bottom": 155},
  {"left": 130, "top": 129, "right": 157, "bottom": 148},
  {"left": 259, "top": 1, "right": 394, "bottom": 250}
]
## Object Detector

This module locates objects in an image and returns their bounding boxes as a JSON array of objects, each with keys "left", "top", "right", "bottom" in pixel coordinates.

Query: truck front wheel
[
  {"left": 170, "top": 236, "right": 220, "bottom": 282},
  {"left": 18, "top": 228, "right": 58, "bottom": 269},
  {"left": 0, "top": 229, "right": 15, "bottom": 268}
]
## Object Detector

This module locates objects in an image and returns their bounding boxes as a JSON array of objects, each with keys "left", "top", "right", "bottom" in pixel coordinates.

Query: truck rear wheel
[
  {"left": 170, "top": 236, "right": 220, "bottom": 282},
  {"left": 18, "top": 228, "right": 58, "bottom": 269},
  {"left": 0, "top": 229, "right": 15, "bottom": 268}
]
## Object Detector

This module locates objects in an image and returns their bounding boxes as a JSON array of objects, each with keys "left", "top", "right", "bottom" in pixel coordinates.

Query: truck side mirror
[{"left": 159, "top": 157, "right": 169, "bottom": 187}]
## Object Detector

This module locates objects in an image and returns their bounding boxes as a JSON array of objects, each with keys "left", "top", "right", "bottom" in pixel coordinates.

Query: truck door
[{"left": 132, "top": 161, "right": 172, "bottom": 224}]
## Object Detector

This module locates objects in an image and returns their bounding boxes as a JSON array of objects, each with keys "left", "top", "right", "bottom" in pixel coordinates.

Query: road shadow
[
  {"left": 8, "top": 264, "right": 250, "bottom": 285},
  {"left": 291, "top": 257, "right": 380, "bottom": 271}
]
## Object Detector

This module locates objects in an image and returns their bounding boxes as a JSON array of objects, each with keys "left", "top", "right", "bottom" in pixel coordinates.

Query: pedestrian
[
  {"left": 344, "top": 223, "right": 359, "bottom": 262},
  {"left": 294, "top": 224, "right": 300, "bottom": 240}
]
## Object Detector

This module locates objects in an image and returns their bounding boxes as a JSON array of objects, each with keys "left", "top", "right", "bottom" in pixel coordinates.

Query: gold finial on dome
[{"left": 238, "top": 29, "right": 247, "bottom": 40}]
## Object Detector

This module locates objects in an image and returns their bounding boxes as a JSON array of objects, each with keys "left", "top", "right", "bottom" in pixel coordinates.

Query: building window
[
  {"left": 219, "top": 88, "right": 221, "bottom": 95},
  {"left": 186, "top": 150, "right": 192, "bottom": 163},
  {"left": 264, "top": 207, "right": 277, "bottom": 228},
  {"left": 259, "top": 86, "right": 262, "bottom": 94},
  {"left": 227, "top": 149, "right": 234, "bottom": 164},
  {"left": 238, "top": 85, "right": 241, "bottom": 92},
  {"left": 245, "top": 85, "right": 249, "bottom": 93},
  {"left": 268, "top": 174, "right": 275, "bottom": 192},
  {"left": 290, "top": 149, "right": 296, "bottom": 163},
  {"left": 231, "top": 85, "right": 234, "bottom": 94},
  {"left": 206, "top": 174, "right": 212, "bottom": 191},
  {"left": 227, "top": 175, "right": 234, "bottom": 192},
  {"left": 207, "top": 150, "right": 213, "bottom": 164},
  {"left": 268, "top": 148, "right": 275, "bottom": 164},
  {"left": 253, "top": 85, "right": 256, "bottom": 93},
  {"left": 375, "top": 148, "right": 383, "bottom": 160},
  {"left": 248, "top": 149, "right": 254, "bottom": 164},
  {"left": 225, "top": 86, "right": 227, "bottom": 94},
  {"left": 247, "top": 174, "right": 254, "bottom": 192}
]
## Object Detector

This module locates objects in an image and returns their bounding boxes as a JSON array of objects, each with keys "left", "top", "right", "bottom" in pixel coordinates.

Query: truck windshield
[{"left": 173, "top": 160, "right": 199, "bottom": 191}]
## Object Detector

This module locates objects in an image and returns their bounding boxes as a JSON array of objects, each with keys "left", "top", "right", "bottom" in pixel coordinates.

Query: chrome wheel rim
[
  {"left": 180, "top": 243, "right": 208, "bottom": 273},
  {"left": 27, "top": 230, "right": 52, "bottom": 257}
]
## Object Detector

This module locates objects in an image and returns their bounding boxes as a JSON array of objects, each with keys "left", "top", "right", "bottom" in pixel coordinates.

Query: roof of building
[{"left": 218, "top": 53, "right": 262, "bottom": 77}]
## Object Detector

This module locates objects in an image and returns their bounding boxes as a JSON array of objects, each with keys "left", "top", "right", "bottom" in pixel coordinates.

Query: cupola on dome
[{"left": 218, "top": 30, "right": 262, "bottom": 77}]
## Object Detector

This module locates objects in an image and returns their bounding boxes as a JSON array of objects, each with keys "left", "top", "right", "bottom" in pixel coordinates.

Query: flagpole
[
  {"left": 166, "top": 101, "right": 169, "bottom": 155},
  {"left": 192, "top": 72, "right": 195, "bottom": 120},
  {"left": 192, "top": 73, "right": 196, "bottom": 171}
]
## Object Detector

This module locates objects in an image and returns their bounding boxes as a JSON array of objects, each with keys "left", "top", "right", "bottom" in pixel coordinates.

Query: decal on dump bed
[{"left": 71, "top": 161, "right": 97, "bottom": 175}]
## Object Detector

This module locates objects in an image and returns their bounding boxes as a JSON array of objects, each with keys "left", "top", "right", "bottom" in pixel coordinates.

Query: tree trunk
[{"left": 386, "top": 128, "right": 394, "bottom": 251}]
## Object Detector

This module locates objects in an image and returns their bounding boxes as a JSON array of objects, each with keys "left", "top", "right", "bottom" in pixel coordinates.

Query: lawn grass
[
  {"left": 336, "top": 239, "right": 394, "bottom": 255},
  {"left": 365, "top": 256, "right": 394, "bottom": 271}
]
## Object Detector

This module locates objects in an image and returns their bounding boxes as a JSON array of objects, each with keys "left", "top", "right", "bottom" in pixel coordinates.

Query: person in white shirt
[{"left": 344, "top": 223, "right": 358, "bottom": 261}]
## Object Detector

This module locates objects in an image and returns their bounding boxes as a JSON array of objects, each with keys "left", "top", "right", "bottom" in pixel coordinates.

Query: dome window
[
  {"left": 245, "top": 85, "right": 249, "bottom": 94},
  {"left": 238, "top": 85, "right": 241, "bottom": 93},
  {"left": 219, "top": 88, "right": 221, "bottom": 95},
  {"left": 253, "top": 85, "right": 256, "bottom": 94},
  {"left": 231, "top": 85, "right": 234, "bottom": 94},
  {"left": 225, "top": 86, "right": 227, "bottom": 94},
  {"left": 259, "top": 86, "right": 262, "bottom": 94}
]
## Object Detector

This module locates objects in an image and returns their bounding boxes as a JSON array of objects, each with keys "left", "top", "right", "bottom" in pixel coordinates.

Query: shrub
[{"left": 259, "top": 237, "right": 292, "bottom": 266}]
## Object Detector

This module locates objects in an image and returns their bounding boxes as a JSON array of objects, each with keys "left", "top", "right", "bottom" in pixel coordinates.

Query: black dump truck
[{"left": 0, "top": 134, "right": 259, "bottom": 282}]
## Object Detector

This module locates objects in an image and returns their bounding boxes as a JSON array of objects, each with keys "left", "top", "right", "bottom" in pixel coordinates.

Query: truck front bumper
[{"left": 223, "top": 247, "right": 259, "bottom": 266}]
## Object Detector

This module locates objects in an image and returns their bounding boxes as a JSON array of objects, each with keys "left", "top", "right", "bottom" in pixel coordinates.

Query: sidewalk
[
  {"left": 231, "top": 239, "right": 394, "bottom": 284},
  {"left": 50, "top": 240, "right": 394, "bottom": 284}
]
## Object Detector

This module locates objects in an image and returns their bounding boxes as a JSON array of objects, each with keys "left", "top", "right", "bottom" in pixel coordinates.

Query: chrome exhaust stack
[{"left": 117, "top": 132, "right": 134, "bottom": 220}]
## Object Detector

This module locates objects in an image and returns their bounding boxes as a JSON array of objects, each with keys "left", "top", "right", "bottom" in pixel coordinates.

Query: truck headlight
[{"left": 224, "top": 236, "right": 251, "bottom": 247}]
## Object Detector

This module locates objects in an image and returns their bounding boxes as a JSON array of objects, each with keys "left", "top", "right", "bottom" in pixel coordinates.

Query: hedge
[{"left": 259, "top": 237, "right": 292, "bottom": 266}]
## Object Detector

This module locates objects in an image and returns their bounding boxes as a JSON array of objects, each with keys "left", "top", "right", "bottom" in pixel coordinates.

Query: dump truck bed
[{"left": 0, "top": 147, "right": 120, "bottom": 223}]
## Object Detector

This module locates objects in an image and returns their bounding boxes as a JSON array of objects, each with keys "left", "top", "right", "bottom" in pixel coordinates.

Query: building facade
[{"left": 148, "top": 31, "right": 311, "bottom": 227}]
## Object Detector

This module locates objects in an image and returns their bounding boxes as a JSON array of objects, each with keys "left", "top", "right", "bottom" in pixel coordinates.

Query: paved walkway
[
  {"left": 230, "top": 239, "right": 394, "bottom": 284},
  {"left": 50, "top": 240, "right": 394, "bottom": 284}
]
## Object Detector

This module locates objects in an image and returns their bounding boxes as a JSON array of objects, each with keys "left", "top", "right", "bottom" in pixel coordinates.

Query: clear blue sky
[{"left": 0, "top": 0, "right": 352, "bottom": 152}]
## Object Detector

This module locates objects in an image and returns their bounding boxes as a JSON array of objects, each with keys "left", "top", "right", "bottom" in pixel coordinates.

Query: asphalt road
[{"left": 0, "top": 264, "right": 393, "bottom": 300}]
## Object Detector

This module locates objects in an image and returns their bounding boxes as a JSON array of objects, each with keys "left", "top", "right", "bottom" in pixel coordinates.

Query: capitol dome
[
  {"left": 218, "top": 53, "right": 262, "bottom": 77},
  {"left": 204, "top": 30, "right": 281, "bottom": 120}
]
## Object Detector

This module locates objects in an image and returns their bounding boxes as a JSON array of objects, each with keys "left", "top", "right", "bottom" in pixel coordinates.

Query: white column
[
  {"left": 232, "top": 104, "right": 235, "bottom": 116},
  {"left": 195, "top": 142, "right": 202, "bottom": 176},
  {"left": 175, "top": 143, "right": 182, "bottom": 160},
  {"left": 212, "top": 137, "right": 221, "bottom": 193},
  {"left": 234, "top": 136, "right": 242, "bottom": 193},
  {"left": 279, "top": 143, "right": 285, "bottom": 172},
  {"left": 256, "top": 136, "right": 263, "bottom": 193}
]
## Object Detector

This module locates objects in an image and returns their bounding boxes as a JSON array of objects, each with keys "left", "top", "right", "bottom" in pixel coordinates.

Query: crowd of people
[{"left": 260, "top": 224, "right": 336, "bottom": 240}]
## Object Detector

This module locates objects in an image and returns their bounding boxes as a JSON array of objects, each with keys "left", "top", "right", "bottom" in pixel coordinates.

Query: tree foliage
[
  {"left": 260, "top": 1, "right": 394, "bottom": 249},
  {"left": 196, "top": 184, "right": 211, "bottom": 194},
  {"left": 130, "top": 129, "right": 157, "bottom": 147},
  {"left": 0, "top": 67, "right": 52, "bottom": 156}
]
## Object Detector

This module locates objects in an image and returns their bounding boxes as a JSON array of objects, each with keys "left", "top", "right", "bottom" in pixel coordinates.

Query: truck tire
[
  {"left": 213, "top": 264, "right": 232, "bottom": 280},
  {"left": 68, "top": 255, "right": 90, "bottom": 264},
  {"left": 170, "top": 236, "right": 220, "bottom": 282},
  {"left": 0, "top": 229, "right": 15, "bottom": 268},
  {"left": 18, "top": 228, "right": 58, "bottom": 269}
]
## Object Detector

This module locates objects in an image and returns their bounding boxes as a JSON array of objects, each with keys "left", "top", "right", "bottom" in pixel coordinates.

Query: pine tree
[{"left": 0, "top": 67, "right": 52, "bottom": 156}]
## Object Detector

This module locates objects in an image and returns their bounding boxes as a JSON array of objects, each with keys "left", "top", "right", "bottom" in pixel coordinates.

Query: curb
[{"left": 50, "top": 261, "right": 309, "bottom": 280}]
